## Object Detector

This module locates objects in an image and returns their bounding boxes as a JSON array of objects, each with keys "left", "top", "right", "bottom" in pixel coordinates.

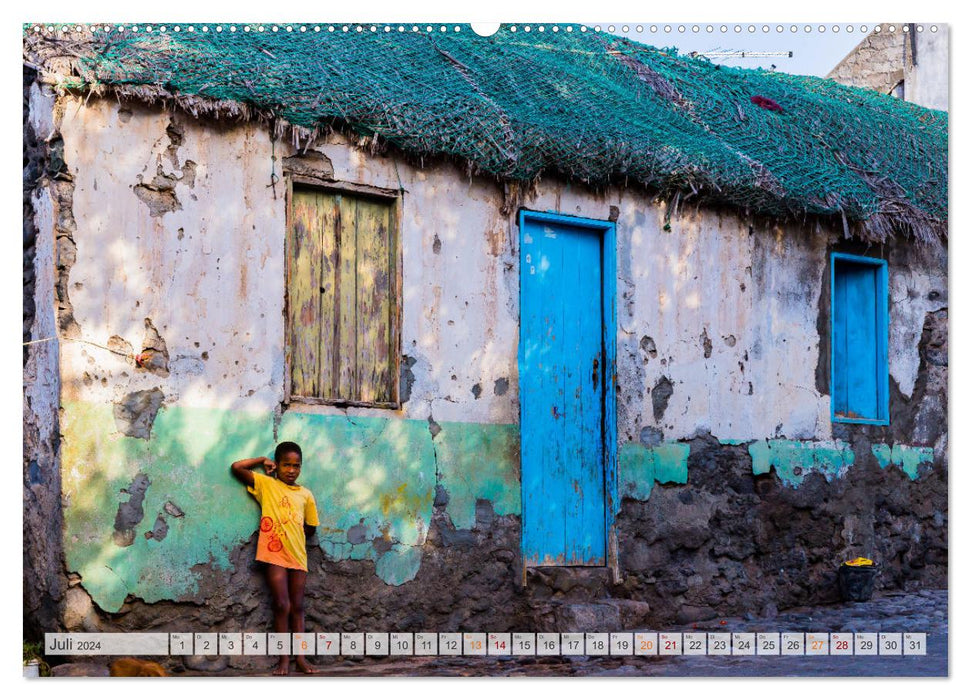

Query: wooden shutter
[{"left": 288, "top": 186, "right": 396, "bottom": 405}]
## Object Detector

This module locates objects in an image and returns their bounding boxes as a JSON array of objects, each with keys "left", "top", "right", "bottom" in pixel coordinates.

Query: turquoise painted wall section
[
  {"left": 748, "top": 439, "right": 855, "bottom": 487},
  {"left": 435, "top": 421, "right": 521, "bottom": 529},
  {"left": 618, "top": 442, "right": 690, "bottom": 503},
  {"left": 872, "top": 443, "right": 934, "bottom": 480},
  {"left": 62, "top": 401, "right": 520, "bottom": 611}
]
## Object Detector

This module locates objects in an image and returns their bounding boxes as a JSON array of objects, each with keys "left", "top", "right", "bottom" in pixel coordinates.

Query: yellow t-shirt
[{"left": 247, "top": 472, "right": 320, "bottom": 571}]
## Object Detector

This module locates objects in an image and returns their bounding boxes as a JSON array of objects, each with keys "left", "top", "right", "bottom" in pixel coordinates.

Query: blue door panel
[
  {"left": 521, "top": 215, "right": 605, "bottom": 566},
  {"left": 832, "top": 258, "right": 885, "bottom": 421}
]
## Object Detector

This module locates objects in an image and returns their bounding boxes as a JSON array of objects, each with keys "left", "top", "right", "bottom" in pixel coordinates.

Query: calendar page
[{"left": 22, "top": 19, "right": 948, "bottom": 680}]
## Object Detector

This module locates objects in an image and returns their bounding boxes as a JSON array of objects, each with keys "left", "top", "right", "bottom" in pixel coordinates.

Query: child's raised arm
[{"left": 230, "top": 457, "right": 276, "bottom": 487}]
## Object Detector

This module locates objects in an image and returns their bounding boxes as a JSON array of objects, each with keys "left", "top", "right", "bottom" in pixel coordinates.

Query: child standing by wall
[{"left": 231, "top": 442, "right": 320, "bottom": 675}]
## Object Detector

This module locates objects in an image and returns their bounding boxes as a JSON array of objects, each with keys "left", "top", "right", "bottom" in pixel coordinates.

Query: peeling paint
[
  {"left": 346, "top": 520, "right": 368, "bottom": 545},
  {"left": 113, "top": 473, "right": 151, "bottom": 547},
  {"left": 872, "top": 443, "right": 934, "bottom": 480},
  {"left": 133, "top": 167, "right": 183, "bottom": 217},
  {"left": 638, "top": 426, "right": 664, "bottom": 447},
  {"left": 146, "top": 514, "right": 169, "bottom": 541},
  {"left": 748, "top": 439, "right": 854, "bottom": 488},
  {"left": 700, "top": 328, "right": 713, "bottom": 358},
  {"left": 639, "top": 336, "right": 657, "bottom": 361},
  {"left": 282, "top": 149, "right": 334, "bottom": 179},
  {"left": 651, "top": 376, "right": 673, "bottom": 422},
  {"left": 399, "top": 355, "right": 417, "bottom": 403},
  {"left": 435, "top": 421, "right": 520, "bottom": 529},
  {"left": 138, "top": 318, "right": 170, "bottom": 376},
  {"left": 63, "top": 400, "right": 521, "bottom": 607},
  {"left": 107, "top": 335, "right": 133, "bottom": 358},
  {"left": 375, "top": 545, "right": 422, "bottom": 585},
  {"left": 619, "top": 442, "right": 690, "bottom": 503},
  {"left": 113, "top": 388, "right": 164, "bottom": 439}
]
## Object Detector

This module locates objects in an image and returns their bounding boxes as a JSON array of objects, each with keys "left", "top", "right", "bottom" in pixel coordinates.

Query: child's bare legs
[
  {"left": 288, "top": 570, "right": 316, "bottom": 674},
  {"left": 265, "top": 565, "right": 291, "bottom": 675}
]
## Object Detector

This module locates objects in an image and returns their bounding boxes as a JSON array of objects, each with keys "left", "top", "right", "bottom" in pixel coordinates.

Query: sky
[
  {"left": 603, "top": 22, "right": 884, "bottom": 78},
  {"left": 466, "top": 21, "right": 879, "bottom": 77}
]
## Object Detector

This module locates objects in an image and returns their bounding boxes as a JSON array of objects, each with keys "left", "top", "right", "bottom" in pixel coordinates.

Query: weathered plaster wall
[
  {"left": 521, "top": 182, "right": 947, "bottom": 626},
  {"left": 526, "top": 184, "right": 836, "bottom": 443},
  {"left": 311, "top": 136, "right": 520, "bottom": 426},
  {"left": 42, "top": 95, "right": 946, "bottom": 642},
  {"left": 54, "top": 97, "right": 521, "bottom": 622},
  {"left": 611, "top": 254, "right": 947, "bottom": 625}
]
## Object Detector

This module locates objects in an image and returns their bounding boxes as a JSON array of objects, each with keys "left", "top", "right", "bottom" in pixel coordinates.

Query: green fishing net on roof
[{"left": 23, "top": 23, "right": 948, "bottom": 242}]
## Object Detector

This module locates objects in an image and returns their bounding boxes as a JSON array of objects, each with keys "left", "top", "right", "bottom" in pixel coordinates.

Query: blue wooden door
[
  {"left": 520, "top": 213, "right": 606, "bottom": 566},
  {"left": 832, "top": 256, "right": 887, "bottom": 422}
]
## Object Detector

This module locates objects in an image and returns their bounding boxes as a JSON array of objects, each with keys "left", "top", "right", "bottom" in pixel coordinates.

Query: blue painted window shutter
[{"left": 831, "top": 253, "right": 889, "bottom": 424}]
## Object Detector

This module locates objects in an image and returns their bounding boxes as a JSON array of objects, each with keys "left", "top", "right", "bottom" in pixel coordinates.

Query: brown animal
[{"left": 109, "top": 658, "right": 168, "bottom": 677}]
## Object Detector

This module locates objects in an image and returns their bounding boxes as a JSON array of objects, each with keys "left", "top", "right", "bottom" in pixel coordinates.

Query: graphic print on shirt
[
  {"left": 261, "top": 495, "right": 300, "bottom": 554},
  {"left": 247, "top": 472, "right": 318, "bottom": 570}
]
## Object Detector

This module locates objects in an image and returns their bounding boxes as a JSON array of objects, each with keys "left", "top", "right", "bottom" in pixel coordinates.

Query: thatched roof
[{"left": 24, "top": 24, "right": 947, "bottom": 242}]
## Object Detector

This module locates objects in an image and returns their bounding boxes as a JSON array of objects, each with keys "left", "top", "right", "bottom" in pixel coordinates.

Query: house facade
[{"left": 24, "top": 25, "right": 947, "bottom": 642}]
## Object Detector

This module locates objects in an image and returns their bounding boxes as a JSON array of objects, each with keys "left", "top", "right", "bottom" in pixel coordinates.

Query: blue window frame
[{"left": 830, "top": 253, "right": 889, "bottom": 425}]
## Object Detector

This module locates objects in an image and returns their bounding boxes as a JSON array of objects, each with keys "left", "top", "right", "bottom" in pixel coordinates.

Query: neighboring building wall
[
  {"left": 37, "top": 95, "right": 946, "bottom": 642},
  {"left": 907, "top": 26, "right": 949, "bottom": 111},
  {"left": 827, "top": 24, "right": 948, "bottom": 111}
]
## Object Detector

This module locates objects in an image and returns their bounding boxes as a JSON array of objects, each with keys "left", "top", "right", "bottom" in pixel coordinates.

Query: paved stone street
[
  {"left": 199, "top": 590, "right": 947, "bottom": 677},
  {"left": 47, "top": 589, "right": 946, "bottom": 678}
]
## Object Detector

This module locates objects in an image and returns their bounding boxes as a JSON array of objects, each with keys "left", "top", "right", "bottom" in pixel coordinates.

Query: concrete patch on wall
[
  {"left": 619, "top": 442, "right": 690, "bottom": 502},
  {"left": 872, "top": 443, "right": 934, "bottom": 481},
  {"left": 113, "top": 388, "right": 165, "bottom": 439},
  {"left": 639, "top": 426, "right": 664, "bottom": 447},
  {"left": 748, "top": 439, "right": 854, "bottom": 488}
]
